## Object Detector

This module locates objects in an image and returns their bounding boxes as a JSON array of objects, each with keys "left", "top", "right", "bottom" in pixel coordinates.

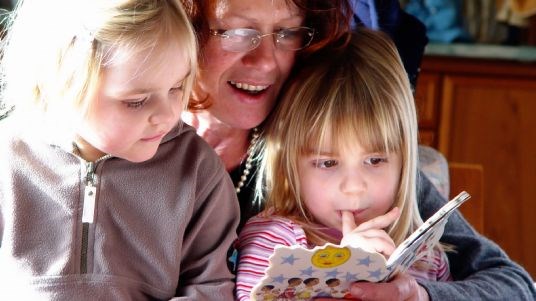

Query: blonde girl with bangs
[
  {"left": 235, "top": 28, "right": 450, "bottom": 300},
  {"left": 0, "top": 0, "right": 238, "bottom": 299}
]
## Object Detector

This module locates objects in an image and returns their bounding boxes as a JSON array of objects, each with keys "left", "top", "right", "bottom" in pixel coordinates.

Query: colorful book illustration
[{"left": 250, "top": 191, "right": 470, "bottom": 300}]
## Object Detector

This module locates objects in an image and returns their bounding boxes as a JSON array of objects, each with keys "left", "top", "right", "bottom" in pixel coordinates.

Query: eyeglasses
[{"left": 209, "top": 27, "right": 315, "bottom": 52}]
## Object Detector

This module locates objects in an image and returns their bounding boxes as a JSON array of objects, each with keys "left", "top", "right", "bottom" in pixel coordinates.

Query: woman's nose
[{"left": 242, "top": 36, "right": 278, "bottom": 71}]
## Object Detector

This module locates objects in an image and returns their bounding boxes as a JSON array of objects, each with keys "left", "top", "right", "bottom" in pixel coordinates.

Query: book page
[{"left": 385, "top": 191, "right": 470, "bottom": 278}]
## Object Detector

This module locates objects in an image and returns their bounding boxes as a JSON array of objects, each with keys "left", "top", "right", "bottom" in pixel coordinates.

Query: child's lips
[
  {"left": 141, "top": 132, "right": 164, "bottom": 142},
  {"left": 351, "top": 209, "right": 366, "bottom": 215},
  {"left": 338, "top": 209, "right": 366, "bottom": 218}
]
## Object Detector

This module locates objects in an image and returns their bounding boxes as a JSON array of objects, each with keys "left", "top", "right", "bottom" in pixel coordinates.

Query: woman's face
[{"left": 198, "top": 0, "right": 304, "bottom": 130}]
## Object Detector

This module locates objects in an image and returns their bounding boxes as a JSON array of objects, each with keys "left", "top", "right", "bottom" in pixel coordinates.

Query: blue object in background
[
  {"left": 350, "top": 0, "right": 428, "bottom": 89},
  {"left": 350, "top": 0, "right": 379, "bottom": 30},
  {"left": 404, "top": 0, "right": 472, "bottom": 43},
  {"left": 350, "top": 0, "right": 402, "bottom": 35}
]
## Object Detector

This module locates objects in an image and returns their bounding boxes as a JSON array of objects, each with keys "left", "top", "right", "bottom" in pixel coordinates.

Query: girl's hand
[
  {"left": 314, "top": 273, "right": 430, "bottom": 301},
  {"left": 340, "top": 207, "right": 400, "bottom": 257}
]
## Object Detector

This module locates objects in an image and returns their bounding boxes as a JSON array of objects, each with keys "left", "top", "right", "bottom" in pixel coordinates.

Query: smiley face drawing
[{"left": 311, "top": 245, "right": 351, "bottom": 268}]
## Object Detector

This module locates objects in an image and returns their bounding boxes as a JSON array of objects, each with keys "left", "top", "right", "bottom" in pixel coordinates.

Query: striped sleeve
[
  {"left": 408, "top": 249, "right": 452, "bottom": 282},
  {"left": 435, "top": 250, "right": 452, "bottom": 281},
  {"left": 235, "top": 215, "right": 308, "bottom": 301}
]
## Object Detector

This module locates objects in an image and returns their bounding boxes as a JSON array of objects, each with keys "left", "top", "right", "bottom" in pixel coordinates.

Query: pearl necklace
[{"left": 236, "top": 127, "right": 259, "bottom": 194}]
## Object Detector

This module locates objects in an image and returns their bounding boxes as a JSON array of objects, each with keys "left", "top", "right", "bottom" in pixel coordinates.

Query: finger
[
  {"left": 344, "top": 229, "right": 393, "bottom": 243},
  {"left": 342, "top": 210, "right": 357, "bottom": 235},
  {"left": 355, "top": 229, "right": 396, "bottom": 247},
  {"left": 354, "top": 207, "right": 400, "bottom": 232},
  {"left": 350, "top": 272, "right": 424, "bottom": 301},
  {"left": 343, "top": 230, "right": 396, "bottom": 256}
]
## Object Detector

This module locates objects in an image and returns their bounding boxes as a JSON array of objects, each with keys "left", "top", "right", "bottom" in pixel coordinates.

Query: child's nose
[
  {"left": 149, "top": 98, "right": 180, "bottom": 125},
  {"left": 339, "top": 170, "right": 366, "bottom": 195}
]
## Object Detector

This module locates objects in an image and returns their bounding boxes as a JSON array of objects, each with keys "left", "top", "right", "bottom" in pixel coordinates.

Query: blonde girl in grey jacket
[{"left": 0, "top": 0, "right": 239, "bottom": 299}]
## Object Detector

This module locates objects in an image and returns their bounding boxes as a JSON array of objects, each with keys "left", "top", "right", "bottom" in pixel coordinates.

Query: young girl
[
  {"left": 0, "top": 0, "right": 239, "bottom": 299},
  {"left": 235, "top": 28, "right": 451, "bottom": 300}
]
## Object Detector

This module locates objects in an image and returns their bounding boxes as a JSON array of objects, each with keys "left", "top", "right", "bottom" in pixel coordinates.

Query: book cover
[{"left": 250, "top": 191, "right": 470, "bottom": 300}]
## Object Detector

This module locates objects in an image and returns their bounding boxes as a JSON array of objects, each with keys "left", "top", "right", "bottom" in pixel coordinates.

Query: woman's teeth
[{"left": 229, "top": 81, "right": 268, "bottom": 92}]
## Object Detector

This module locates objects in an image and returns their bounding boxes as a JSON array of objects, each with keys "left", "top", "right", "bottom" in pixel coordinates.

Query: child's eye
[
  {"left": 365, "top": 157, "right": 387, "bottom": 166},
  {"left": 312, "top": 159, "right": 338, "bottom": 169},
  {"left": 170, "top": 84, "right": 183, "bottom": 94},
  {"left": 124, "top": 97, "right": 148, "bottom": 109}
]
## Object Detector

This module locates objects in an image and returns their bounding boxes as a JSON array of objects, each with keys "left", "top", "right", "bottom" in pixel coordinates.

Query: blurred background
[
  {"left": 402, "top": 0, "right": 536, "bottom": 280},
  {"left": 401, "top": 0, "right": 536, "bottom": 45}
]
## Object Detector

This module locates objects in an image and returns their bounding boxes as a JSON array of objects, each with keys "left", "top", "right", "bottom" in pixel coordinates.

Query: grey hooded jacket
[{"left": 0, "top": 121, "right": 239, "bottom": 300}]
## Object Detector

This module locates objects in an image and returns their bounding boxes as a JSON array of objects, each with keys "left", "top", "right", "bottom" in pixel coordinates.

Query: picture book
[{"left": 250, "top": 191, "right": 471, "bottom": 300}]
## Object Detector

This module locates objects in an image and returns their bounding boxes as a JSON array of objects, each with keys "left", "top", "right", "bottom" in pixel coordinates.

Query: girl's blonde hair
[
  {"left": 1, "top": 0, "right": 197, "bottom": 129},
  {"left": 258, "top": 28, "right": 422, "bottom": 247}
]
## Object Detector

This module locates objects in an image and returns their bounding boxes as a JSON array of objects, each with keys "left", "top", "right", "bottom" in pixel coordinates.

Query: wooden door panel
[{"left": 438, "top": 75, "right": 536, "bottom": 277}]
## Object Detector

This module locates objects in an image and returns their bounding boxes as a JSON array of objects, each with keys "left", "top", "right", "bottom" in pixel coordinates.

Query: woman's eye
[
  {"left": 313, "top": 159, "right": 338, "bottom": 169},
  {"left": 124, "top": 97, "right": 148, "bottom": 109}
]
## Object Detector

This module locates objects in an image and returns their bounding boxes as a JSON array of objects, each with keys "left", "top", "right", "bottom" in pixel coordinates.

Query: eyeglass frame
[{"left": 209, "top": 26, "right": 315, "bottom": 52}]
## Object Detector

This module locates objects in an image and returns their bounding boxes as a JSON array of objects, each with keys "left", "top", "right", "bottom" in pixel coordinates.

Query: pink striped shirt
[{"left": 235, "top": 214, "right": 451, "bottom": 301}]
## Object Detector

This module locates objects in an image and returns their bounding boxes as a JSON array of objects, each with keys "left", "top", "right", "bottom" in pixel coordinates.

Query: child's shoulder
[
  {"left": 247, "top": 212, "right": 295, "bottom": 227},
  {"left": 163, "top": 122, "right": 207, "bottom": 149},
  {"left": 160, "top": 123, "right": 226, "bottom": 171},
  {"left": 0, "top": 116, "right": 25, "bottom": 147},
  {"left": 239, "top": 210, "right": 308, "bottom": 246},
  {"left": 0, "top": 111, "right": 45, "bottom": 140}
]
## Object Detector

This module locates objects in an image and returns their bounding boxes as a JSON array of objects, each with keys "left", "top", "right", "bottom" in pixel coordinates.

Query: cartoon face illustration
[{"left": 311, "top": 246, "right": 351, "bottom": 268}]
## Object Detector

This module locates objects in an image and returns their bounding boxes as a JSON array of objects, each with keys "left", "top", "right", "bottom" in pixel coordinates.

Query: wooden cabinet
[
  {"left": 414, "top": 73, "right": 440, "bottom": 146},
  {"left": 415, "top": 54, "right": 536, "bottom": 278}
]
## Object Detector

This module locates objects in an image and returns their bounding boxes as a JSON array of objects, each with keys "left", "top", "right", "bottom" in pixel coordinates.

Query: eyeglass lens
[{"left": 218, "top": 27, "right": 314, "bottom": 52}]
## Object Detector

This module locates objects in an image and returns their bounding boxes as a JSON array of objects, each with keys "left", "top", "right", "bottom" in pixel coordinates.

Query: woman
[
  {"left": 181, "top": 0, "right": 352, "bottom": 229},
  {"left": 179, "top": 0, "right": 536, "bottom": 300}
]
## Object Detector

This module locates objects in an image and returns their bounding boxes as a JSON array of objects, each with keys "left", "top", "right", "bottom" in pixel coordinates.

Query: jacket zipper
[{"left": 80, "top": 155, "right": 111, "bottom": 274}]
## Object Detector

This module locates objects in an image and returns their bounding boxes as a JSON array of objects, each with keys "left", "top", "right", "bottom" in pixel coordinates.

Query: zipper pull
[{"left": 82, "top": 162, "right": 96, "bottom": 223}]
